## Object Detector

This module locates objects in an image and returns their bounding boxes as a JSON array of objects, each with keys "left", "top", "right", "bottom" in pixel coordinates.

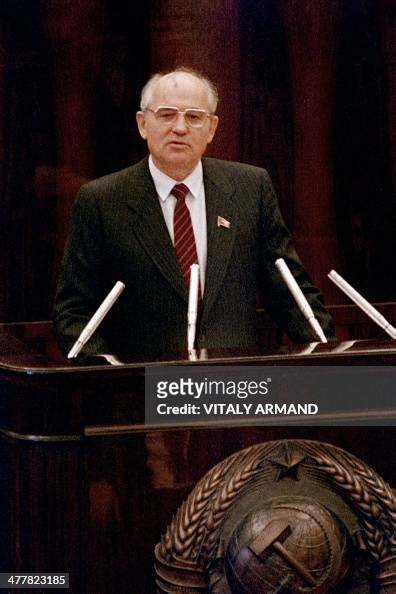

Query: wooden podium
[{"left": 0, "top": 321, "right": 395, "bottom": 593}]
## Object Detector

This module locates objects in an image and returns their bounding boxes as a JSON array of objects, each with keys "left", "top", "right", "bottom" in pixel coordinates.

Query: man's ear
[
  {"left": 207, "top": 115, "right": 219, "bottom": 144},
  {"left": 136, "top": 111, "right": 147, "bottom": 140}
]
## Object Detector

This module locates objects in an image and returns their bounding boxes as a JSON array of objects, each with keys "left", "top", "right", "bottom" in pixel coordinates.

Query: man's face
[{"left": 136, "top": 73, "right": 219, "bottom": 180}]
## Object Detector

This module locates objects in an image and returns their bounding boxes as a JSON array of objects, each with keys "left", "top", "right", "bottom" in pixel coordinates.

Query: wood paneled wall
[{"left": 0, "top": 0, "right": 395, "bottom": 322}]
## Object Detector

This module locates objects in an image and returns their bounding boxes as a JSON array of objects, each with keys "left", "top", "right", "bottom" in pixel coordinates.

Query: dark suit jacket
[{"left": 53, "top": 157, "right": 335, "bottom": 354}]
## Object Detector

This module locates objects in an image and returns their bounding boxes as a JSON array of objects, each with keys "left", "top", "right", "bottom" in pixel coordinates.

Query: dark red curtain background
[{"left": 0, "top": 0, "right": 395, "bottom": 322}]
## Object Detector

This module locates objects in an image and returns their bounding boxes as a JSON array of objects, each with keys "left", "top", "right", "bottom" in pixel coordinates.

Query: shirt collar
[{"left": 149, "top": 155, "right": 203, "bottom": 202}]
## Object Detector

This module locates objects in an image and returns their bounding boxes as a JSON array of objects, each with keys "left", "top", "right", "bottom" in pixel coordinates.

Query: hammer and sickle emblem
[{"left": 248, "top": 519, "right": 317, "bottom": 587}]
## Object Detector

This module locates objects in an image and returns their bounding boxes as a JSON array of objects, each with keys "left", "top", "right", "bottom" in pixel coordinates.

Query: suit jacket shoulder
[
  {"left": 76, "top": 157, "right": 153, "bottom": 205},
  {"left": 202, "top": 157, "right": 274, "bottom": 198},
  {"left": 203, "top": 157, "right": 270, "bottom": 179}
]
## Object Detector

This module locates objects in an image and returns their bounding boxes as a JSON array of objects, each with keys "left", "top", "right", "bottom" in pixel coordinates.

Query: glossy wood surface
[{"left": 0, "top": 320, "right": 395, "bottom": 593}]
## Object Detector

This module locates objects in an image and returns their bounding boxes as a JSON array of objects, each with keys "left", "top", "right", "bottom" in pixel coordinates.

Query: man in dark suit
[{"left": 54, "top": 68, "right": 335, "bottom": 355}]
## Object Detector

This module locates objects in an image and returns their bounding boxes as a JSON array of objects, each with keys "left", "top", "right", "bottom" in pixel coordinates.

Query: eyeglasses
[{"left": 145, "top": 106, "right": 214, "bottom": 128}]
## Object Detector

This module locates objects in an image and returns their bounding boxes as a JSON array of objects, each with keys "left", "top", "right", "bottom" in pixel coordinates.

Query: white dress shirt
[{"left": 148, "top": 155, "right": 207, "bottom": 293}]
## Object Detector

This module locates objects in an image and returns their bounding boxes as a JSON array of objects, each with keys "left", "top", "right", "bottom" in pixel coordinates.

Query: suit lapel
[
  {"left": 124, "top": 159, "right": 187, "bottom": 301},
  {"left": 201, "top": 160, "right": 236, "bottom": 320}
]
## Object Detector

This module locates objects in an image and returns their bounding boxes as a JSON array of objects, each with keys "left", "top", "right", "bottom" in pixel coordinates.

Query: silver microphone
[
  {"left": 68, "top": 281, "right": 125, "bottom": 358},
  {"left": 275, "top": 258, "right": 327, "bottom": 343}
]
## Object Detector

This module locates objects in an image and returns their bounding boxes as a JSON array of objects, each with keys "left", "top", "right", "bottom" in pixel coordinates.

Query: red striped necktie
[{"left": 172, "top": 183, "right": 199, "bottom": 289}]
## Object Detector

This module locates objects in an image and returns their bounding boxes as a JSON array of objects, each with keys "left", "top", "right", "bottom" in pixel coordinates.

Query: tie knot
[{"left": 172, "top": 183, "right": 189, "bottom": 201}]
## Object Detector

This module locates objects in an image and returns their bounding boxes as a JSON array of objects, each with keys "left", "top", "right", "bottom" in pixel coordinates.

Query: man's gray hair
[{"left": 140, "top": 67, "right": 219, "bottom": 113}]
